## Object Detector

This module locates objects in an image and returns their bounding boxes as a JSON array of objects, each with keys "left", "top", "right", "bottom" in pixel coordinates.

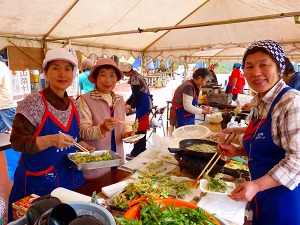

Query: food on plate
[
  {"left": 205, "top": 175, "right": 230, "bottom": 193},
  {"left": 111, "top": 176, "right": 191, "bottom": 210},
  {"left": 131, "top": 119, "right": 139, "bottom": 132},
  {"left": 116, "top": 199, "right": 219, "bottom": 225},
  {"left": 185, "top": 143, "right": 217, "bottom": 153},
  {"left": 71, "top": 152, "right": 113, "bottom": 164},
  {"left": 122, "top": 134, "right": 145, "bottom": 143}
]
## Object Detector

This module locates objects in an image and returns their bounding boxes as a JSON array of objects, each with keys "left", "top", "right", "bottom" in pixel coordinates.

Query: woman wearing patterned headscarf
[{"left": 218, "top": 40, "right": 300, "bottom": 225}]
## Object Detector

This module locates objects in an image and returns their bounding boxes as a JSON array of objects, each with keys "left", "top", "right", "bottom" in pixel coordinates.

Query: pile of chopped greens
[
  {"left": 72, "top": 151, "right": 113, "bottom": 164},
  {"left": 111, "top": 176, "right": 191, "bottom": 210},
  {"left": 111, "top": 160, "right": 191, "bottom": 210},
  {"left": 205, "top": 175, "right": 230, "bottom": 193},
  {"left": 116, "top": 199, "right": 218, "bottom": 225}
]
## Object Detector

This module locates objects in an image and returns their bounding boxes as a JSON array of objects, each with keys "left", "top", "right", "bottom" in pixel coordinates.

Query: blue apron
[
  {"left": 9, "top": 92, "right": 84, "bottom": 202},
  {"left": 243, "top": 87, "right": 300, "bottom": 225},
  {"left": 173, "top": 80, "right": 198, "bottom": 127},
  {"left": 133, "top": 89, "right": 151, "bottom": 131}
]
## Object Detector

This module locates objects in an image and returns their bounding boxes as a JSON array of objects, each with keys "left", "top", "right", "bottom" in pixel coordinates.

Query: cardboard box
[{"left": 12, "top": 194, "right": 39, "bottom": 221}]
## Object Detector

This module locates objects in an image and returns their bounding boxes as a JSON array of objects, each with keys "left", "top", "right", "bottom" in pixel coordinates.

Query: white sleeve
[{"left": 183, "top": 93, "right": 203, "bottom": 115}]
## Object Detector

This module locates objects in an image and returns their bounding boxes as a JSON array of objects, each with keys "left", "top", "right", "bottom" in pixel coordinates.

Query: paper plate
[
  {"left": 122, "top": 134, "right": 145, "bottom": 143},
  {"left": 199, "top": 179, "right": 235, "bottom": 195}
]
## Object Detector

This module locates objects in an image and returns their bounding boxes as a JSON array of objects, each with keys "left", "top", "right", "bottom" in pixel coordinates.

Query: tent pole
[{"left": 45, "top": 11, "right": 300, "bottom": 42}]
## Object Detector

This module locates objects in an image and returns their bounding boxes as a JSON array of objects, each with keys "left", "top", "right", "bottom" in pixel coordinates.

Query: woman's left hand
[
  {"left": 101, "top": 117, "right": 121, "bottom": 133},
  {"left": 228, "top": 180, "right": 259, "bottom": 202},
  {"left": 123, "top": 131, "right": 135, "bottom": 139}
]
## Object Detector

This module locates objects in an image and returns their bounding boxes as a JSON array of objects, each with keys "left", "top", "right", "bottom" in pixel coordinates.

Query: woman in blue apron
[
  {"left": 171, "top": 80, "right": 199, "bottom": 127},
  {"left": 119, "top": 62, "right": 153, "bottom": 158},
  {"left": 170, "top": 68, "right": 212, "bottom": 128},
  {"left": 8, "top": 48, "right": 94, "bottom": 222},
  {"left": 218, "top": 40, "right": 300, "bottom": 225}
]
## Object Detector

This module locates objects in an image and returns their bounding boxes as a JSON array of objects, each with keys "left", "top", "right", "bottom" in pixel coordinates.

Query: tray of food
[
  {"left": 106, "top": 175, "right": 193, "bottom": 211},
  {"left": 68, "top": 150, "right": 122, "bottom": 170}
]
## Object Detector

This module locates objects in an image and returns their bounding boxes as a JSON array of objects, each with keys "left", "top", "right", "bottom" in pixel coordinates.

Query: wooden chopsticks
[
  {"left": 58, "top": 131, "right": 90, "bottom": 153},
  {"left": 193, "top": 132, "right": 236, "bottom": 187}
]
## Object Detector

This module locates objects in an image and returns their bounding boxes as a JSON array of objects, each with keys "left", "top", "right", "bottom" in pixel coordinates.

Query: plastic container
[
  {"left": 227, "top": 116, "right": 238, "bottom": 128},
  {"left": 9, "top": 202, "right": 116, "bottom": 225},
  {"left": 238, "top": 119, "right": 247, "bottom": 127}
]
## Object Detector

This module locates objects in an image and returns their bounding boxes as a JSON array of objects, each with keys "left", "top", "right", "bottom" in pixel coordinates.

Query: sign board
[{"left": 10, "top": 70, "right": 31, "bottom": 101}]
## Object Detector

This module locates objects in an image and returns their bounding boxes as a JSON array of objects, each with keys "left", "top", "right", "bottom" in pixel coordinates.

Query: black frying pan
[{"left": 168, "top": 139, "right": 218, "bottom": 159}]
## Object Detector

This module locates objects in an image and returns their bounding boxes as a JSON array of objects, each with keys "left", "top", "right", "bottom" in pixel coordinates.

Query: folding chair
[{"left": 147, "top": 106, "right": 167, "bottom": 140}]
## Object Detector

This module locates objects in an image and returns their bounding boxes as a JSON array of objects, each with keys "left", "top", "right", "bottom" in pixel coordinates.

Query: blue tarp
[
  {"left": 132, "top": 56, "right": 142, "bottom": 70},
  {"left": 147, "top": 59, "right": 154, "bottom": 70},
  {"left": 195, "top": 62, "right": 206, "bottom": 69},
  {"left": 155, "top": 58, "right": 160, "bottom": 69},
  {"left": 4, "top": 148, "right": 20, "bottom": 182},
  {"left": 165, "top": 60, "right": 169, "bottom": 69}
]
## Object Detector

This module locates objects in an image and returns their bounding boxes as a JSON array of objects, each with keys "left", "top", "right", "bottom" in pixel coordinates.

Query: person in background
[
  {"left": 0, "top": 55, "right": 19, "bottom": 224},
  {"left": 77, "top": 58, "right": 134, "bottom": 179},
  {"left": 118, "top": 62, "right": 152, "bottom": 160},
  {"left": 8, "top": 48, "right": 95, "bottom": 222},
  {"left": 209, "top": 69, "right": 218, "bottom": 84},
  {"left": 0, "top": 55, "right": 17, "bottom": 133},
  {"left": 282, "top": 56, "right": 300, "bottom": 91},
  {"left": 170, "top": 68, "right": 213, "bottom": 128},
  {"left": 218, "top": 40, "right": 300, "bottom": 225},
  {"left": 78, "top": 58, "right": 95, "bottom": 94},
  {"left": 227, "top": 62, "right": 246, "bottom": 101}
]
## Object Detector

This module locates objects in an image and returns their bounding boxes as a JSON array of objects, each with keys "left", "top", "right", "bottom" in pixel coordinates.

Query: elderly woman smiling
[
  {"left": 77, "top": 58, "right": 134, "bottom": 180},
  {"left": 218, "top": 40, "right": 300, "bottom": 225},
  {"left": 8, "top": 48, "right": 95, "bottom": 222}
]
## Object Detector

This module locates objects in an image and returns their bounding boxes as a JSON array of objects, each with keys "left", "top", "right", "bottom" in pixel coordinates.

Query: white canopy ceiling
[{"left": 1, "top": 0, "right": 300, "bottom": 63}]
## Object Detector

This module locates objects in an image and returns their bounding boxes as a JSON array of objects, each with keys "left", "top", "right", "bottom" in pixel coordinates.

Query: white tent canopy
[{"left": 1, "top": 0, "right": 300, "bottom": 63}]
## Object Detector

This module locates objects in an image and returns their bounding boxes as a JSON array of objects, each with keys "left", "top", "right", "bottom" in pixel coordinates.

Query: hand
[
  {"left": 217, "top": 142, "right": 239, "bottom": 158},
  {"left": 219, "top": 127, "right": 235, "bottom": 134},
  {"left": 242, "top": 103, "right": 252, "bottom": 110},
  {"left": 52, "top": 133, "right": 76, "bottom": 149},
  {"left": 202, "top": 106, "right": 213, "bottom": 114},
  {"left": 125, "top": 104, "right": 132, "bottom": 110},
  {"left": 214, "top": 132, "right": 228, "bottom": 143},
  {"left": 123, "top": 131, "right": 135, "bottom": 139},
  {"left": 100, "top": 117, "right": 121, "bottom": 133},
  {"left": 228, "top": 181, "right": 259, "bottom": 202}
]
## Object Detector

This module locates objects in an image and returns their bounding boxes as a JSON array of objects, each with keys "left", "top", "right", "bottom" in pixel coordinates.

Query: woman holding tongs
[{"left": 217, "top": 40, "right": 300, "bottom": 225}]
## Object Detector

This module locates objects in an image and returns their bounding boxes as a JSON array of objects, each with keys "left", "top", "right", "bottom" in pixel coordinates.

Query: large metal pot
[{"left": 168, "top": 139, "right": 218, "bottom": 159}]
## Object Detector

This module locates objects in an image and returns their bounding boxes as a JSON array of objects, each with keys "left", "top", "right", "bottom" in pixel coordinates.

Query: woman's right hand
[
  {"left": 100, "top": 117, "right": 121, "bottom": 133},
  {"left": 217, "top": 142, "right": 239, "bottom": 158},
  {"left": 51, "top": 133, "right": 75, "bottom": 149}
]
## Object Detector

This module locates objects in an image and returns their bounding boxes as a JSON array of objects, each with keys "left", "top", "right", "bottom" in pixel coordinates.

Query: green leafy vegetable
[
  {"left": 132, "top": 119, "right": 139, "bottom": 133},
  {"left": 205, "top": 175, "right": 230, "bottom": 193},
  {"left": 116, "top": 199, "right": 218, "bottom": 225}
]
